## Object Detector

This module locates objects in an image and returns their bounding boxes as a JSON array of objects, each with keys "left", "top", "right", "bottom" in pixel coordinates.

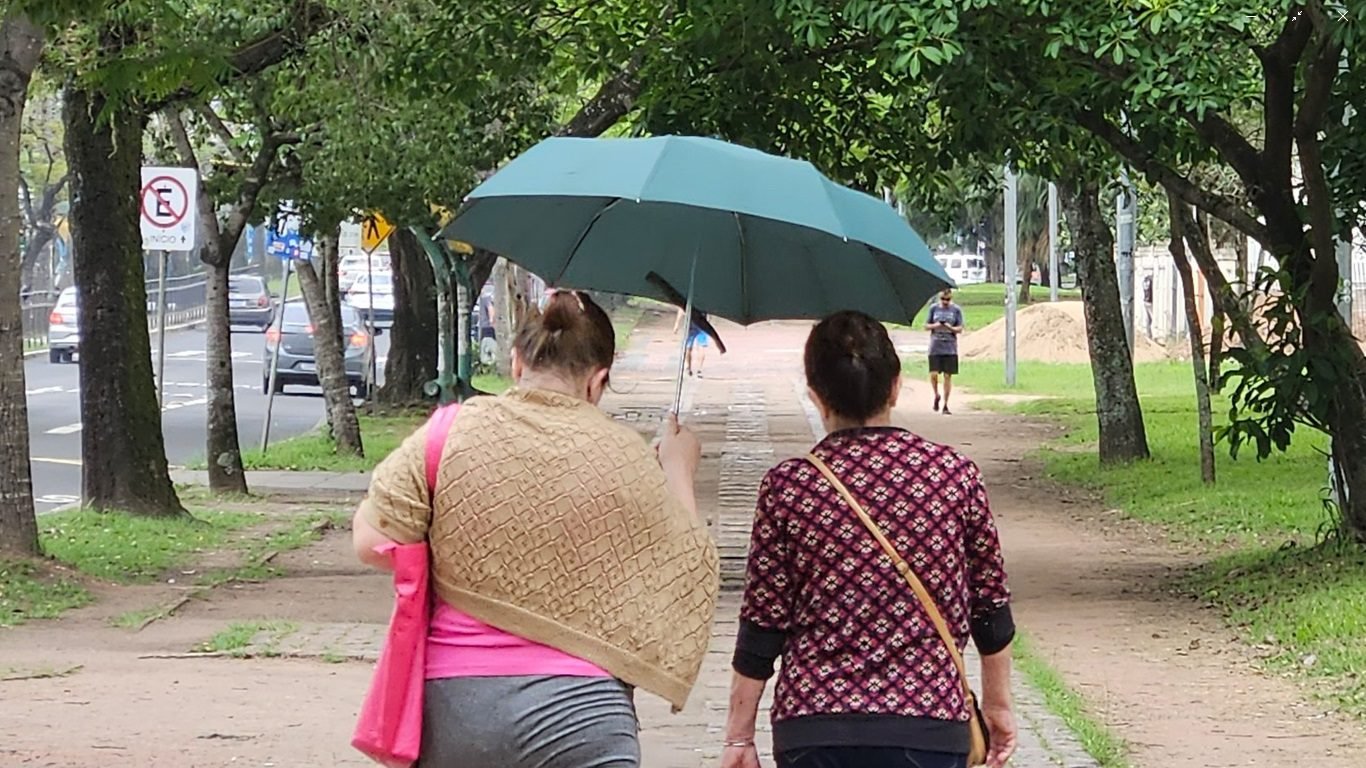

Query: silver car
[
  {"left": 228, "top": 275, "right": 275, "bottom": 330},
  {"left": 263, "top": 300, "right": 370, "bottom": 395},
  {"left": 46, "top": 287, "right": 80, "bottom": 364}
]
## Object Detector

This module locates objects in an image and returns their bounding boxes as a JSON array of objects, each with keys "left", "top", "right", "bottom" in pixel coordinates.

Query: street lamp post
[{"left": 1004, "top": 167, "right": 1018, "bottom": 387}]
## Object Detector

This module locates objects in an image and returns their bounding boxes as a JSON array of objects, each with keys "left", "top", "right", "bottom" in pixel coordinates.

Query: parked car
[
  {"left": 47, "top": 287, "right": 80, "bottom": 364},
  {"left": 338, "top": 253, "right": 391, "bottom": 293},
  {"left": 935, "top": 253, "right": 988, "bottom": 285},
  {"left": 345, "top": 272, "right": 395, "bottom": 323},
  {"left": 262, "top": 300, "right": 369, "bottom": 395},
  {"left": 227, "top": 275, "right": 274, "bottom": 330}
]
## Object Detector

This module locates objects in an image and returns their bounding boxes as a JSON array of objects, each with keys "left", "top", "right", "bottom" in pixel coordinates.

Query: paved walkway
[{"left": 219, "top": 314, "right": 1098, "bottom": 767}]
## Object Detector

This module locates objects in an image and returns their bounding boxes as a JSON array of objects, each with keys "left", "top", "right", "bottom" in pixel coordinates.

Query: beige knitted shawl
[{"left": 361, "top": 388, "right": 719, "bottom": 711}]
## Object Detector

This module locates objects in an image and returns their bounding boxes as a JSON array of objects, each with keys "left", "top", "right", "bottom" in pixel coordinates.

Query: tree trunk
[
  {"left": 20, "top": 225, "right": 54, "bottom": 294},
  {"left": 203, "top": 260, "right": 247, "bottom": 493},
  {"left": 1058, "top": 178, "right": 1150, "bottom": 464},
  {"left": 65, "top": 88, "right": 185, "bottom": 516},
  {"left": 376, "top": 228, "right": 437, "bottom": 406},
  {"left": 321, "top": 234, "right": 342, "bottom": 347},
  {"left": 0, "top": 14, "right": 43, "bottom": 555},
  {"left": 1168, "top": 193, "right": 1215, "bottom": 485},
  {"left": 493, "top": 259, "right": 527, "bottom": 377},
  {"left": 295, "top": 257, "right": 363, "bottom": 456},
  {"left": 986, "top": 195, "right": 1005, "bottom": 283}
]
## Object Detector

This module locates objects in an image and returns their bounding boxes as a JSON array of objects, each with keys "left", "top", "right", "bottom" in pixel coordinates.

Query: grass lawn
[
  {"left": 0, "top": 560, "right": 91, "bottom": 627},
  {"left": 243, "top": 412, "right": 427, "bottom": 472},
  {"left": 4, "top": 506, "right": 265, "bottom": 626},
  {"left": 243, "top": 374, "right": 512, "bottom": 472},
  {"left": 954, "top": 357, "right": 1366, "bottom": 716},
  {"left": 39, "top": 508, "right": 263, "bottom": 583}
]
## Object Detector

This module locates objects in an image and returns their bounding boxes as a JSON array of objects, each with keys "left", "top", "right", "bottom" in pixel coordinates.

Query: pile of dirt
[{"left": 960, "top": 301, "right": 1173, "bottom": 363}]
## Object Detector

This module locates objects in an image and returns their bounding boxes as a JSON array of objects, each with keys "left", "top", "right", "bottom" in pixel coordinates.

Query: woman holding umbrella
[
  {"left": 353, "top": 291, "right": 719, "bottom": 767},
  {"left": 720, "top": 312, "right": 1018, "bottom": 768}
]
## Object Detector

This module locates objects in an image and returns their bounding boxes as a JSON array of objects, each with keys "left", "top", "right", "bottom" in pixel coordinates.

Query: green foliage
[{"left": 1217, "top": 268, "right": 1353, "bottom": 461}]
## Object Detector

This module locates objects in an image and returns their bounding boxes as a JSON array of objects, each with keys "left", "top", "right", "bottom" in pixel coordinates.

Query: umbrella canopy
[{"left": 442, "top": 135, "right": 952, "bottom": 326}]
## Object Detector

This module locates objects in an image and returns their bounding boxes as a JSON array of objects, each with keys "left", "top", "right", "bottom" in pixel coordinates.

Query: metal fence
[{"left": 19, "top": 266, "right": 258, "bottom": 351}]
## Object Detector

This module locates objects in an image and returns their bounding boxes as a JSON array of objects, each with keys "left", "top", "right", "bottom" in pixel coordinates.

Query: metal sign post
[
  {"left": 365, "top": 247, "right": 377, "bottom": 398},
  {"left": 260, "top": 203, "right": 309, "bottom": 452},
  {"left": 260, "top": 258, "right": 293, "bottom": 452},
  {"left": 1047, "top": 182, "right": 1060, "bottom": 302},
  {"left": 155, "top": 251, "right": 170, "bottom": 407},
  {"left": 1004, "top": 167, "right": 1019, "bottom": 387},
  {"left": 1116, "top": 168, "right": 1138, "bottom": 356}
]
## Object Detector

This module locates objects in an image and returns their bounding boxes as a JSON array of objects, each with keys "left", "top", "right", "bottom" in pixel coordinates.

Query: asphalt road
[{"left": 25, "top": 324, "right": 390, "bottom": 513}]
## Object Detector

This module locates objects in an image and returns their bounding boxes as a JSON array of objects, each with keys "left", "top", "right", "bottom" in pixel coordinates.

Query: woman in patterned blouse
[{"left": 721, "top": 311, "right": 1018, "bottom": 768}]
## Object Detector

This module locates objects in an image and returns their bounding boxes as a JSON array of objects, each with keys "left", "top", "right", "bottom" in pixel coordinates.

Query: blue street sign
[{"left": 267, "top": 210, "right": 313, "bottom": 261}]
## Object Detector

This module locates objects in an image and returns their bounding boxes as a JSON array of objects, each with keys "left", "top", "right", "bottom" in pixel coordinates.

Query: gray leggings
[{"left": 419, "top": 675, "right": 640, "bottom": 768}]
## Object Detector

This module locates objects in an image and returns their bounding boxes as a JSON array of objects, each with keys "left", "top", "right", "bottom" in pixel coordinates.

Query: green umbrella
[
  {"left": 444, "top": 136, "right": 951, "bottom": 324},
  {"left": 443, "top": 135, "right": 952, "bottom": 408}
]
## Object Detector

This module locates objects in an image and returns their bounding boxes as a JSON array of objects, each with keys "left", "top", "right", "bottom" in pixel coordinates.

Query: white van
[{"left": 935, "top": 253, "right": 987, "bottom": 285}]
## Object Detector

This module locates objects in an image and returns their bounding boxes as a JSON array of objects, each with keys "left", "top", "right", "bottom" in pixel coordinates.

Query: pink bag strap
[{"left": 425, "top": 403, "right": 460, "bottom": 496}]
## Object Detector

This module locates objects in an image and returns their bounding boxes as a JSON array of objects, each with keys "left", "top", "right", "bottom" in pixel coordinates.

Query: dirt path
[
  {"left": 904, "top": 379, "right": 1366, "bottom": 767},
  {"left": 2, "top": 315, "right": 1360, "bottom": 767}
]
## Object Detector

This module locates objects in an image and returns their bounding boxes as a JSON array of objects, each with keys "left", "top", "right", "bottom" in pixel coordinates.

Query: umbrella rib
[
  {"left": 868, "top": 246, "right": 918, "bottom": 325},
  {"left": 551, "top": 197, "right": 623, "bottom": 286},
  {"left": 734, "top": 211, "right": 749, "bottom": 323}
]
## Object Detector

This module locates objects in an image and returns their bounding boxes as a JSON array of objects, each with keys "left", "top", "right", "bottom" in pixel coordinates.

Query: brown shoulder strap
[{"left": 806, "top": 454, "right": 973, "bottom": 697}]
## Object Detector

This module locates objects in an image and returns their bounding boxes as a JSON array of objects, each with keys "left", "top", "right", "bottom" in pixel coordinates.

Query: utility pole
[
  {"left": 1004, "top": 167, "right": 1018, "bottom": 387},
  {"left": 1116, "top": 169, "right": 1137, "bottom": 356},
  {"left": 1048, "top": 182, "right": 1060, "bottom": 302}
]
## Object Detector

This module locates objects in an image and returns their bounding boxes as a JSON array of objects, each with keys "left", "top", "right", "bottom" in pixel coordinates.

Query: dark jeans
[{"left": 776, "top": 747, "right": 966, "bottom": 768}]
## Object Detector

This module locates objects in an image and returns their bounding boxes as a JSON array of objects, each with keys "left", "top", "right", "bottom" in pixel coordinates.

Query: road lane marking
[
  {"left": 26, "top": 386, "right": 65, "bottom": 396},
  {"left": 32, "top": 457, "right": 82, "bottom": 466},
  {"left": 46, "top": 396, "right": 210, "bottom": 434}
]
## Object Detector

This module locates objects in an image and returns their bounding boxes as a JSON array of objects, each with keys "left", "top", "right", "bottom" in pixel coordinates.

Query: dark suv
[{"left": 263, "top": 300, "right": 369, "bottom": 395}]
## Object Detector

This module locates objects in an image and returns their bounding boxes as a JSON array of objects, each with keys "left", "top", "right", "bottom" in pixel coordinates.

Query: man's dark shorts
[{"left": 928, "top": 354, "right": 959, "bottom": 375}]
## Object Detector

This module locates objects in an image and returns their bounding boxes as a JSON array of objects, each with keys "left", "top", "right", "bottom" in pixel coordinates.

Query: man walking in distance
[{"left": 926, "top": 288, "right": 964, "bottom": 415}]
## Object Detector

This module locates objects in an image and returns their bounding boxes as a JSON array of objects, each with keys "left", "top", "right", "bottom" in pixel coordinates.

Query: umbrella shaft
[{"left": 672, "top": 250, "right": 700, "bottom": 415}]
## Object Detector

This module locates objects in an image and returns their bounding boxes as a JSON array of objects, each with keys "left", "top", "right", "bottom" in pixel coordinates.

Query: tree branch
[
  {"left": 1064, "top": 50, "right": 1263, "bottom": 194},
  {"left": 144, "top": 0, "right": 333, "bottom": 112},
  {"left": 1072, "top": 107, "right": 1270, "bottom": 244},
  {"left": 1174, "top": 201, "right": 1267, "bottom": 356},
  {"left": 1258, "top": 3, "right": 1315, "bottom": 195},
  {"left": 195, "top": 103, "right": 248, "bottom": 164},
  {"left": 220, "top": 129, "right": 299, "bottom": 255},
  {"left": 556, "top": 55, "right": 642, "bottom": 138},
  {"left": 17, "top": 176, "right": 35, "bottom": 228}
]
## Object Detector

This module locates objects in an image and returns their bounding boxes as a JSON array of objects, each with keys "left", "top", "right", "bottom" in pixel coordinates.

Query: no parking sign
[{"left": 139, "top": 166, "right": 199, "bottom": 251}]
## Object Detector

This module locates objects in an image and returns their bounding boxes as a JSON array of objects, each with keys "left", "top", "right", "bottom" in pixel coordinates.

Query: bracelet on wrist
[{"left": 723, "top": 739, "right": 754, "bottom": 748}]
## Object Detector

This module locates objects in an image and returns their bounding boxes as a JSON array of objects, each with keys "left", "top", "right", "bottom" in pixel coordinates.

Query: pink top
[{"left": 424, "top": 600, "right": 611, "bottom": 680}]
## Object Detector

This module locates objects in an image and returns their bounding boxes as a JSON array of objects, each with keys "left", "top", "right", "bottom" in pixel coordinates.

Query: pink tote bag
[{"left": 352, "top": 403, "right": 460, "bottom": 767}]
